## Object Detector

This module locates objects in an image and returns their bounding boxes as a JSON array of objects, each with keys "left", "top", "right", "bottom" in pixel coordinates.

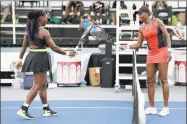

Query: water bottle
[{"left": 107, "top": 19, "right": 110, "bottom": 25}]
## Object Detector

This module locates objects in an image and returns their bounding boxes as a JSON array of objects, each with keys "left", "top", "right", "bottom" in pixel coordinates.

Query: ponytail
[{"left": 26, "top": 11, "right": 45, "bottom": 42}]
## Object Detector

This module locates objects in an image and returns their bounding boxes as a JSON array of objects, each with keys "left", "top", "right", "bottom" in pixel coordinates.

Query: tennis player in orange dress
[{"left": 120, "top": 6, "right": 172, "bottom": 117}]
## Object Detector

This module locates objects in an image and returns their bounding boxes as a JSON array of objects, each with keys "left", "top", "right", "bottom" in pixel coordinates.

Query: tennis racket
[
  {"left": 74, "top": 23, "right": 115, "bottom": 52},
  {"left": 74, "top": 23, "right": 94, "bottom": 52},
  {"left": 89, "top": 25, "right": 115, "bottom": 44}
]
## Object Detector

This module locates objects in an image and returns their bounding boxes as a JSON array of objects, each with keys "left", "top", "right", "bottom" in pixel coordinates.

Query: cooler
[
  {"left": 57, "top": 51, "right": 81, "bottom": 86},
  {"left": 23, "top": 72, "right": 33, "bottom": 90},
  {"left": 174, "top": 48, "right": 186, "bottom": 85}
]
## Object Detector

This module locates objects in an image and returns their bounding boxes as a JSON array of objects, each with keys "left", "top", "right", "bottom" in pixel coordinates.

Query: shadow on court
[{"left": 1, "top": 100, "right": 186, "bottom": 124}]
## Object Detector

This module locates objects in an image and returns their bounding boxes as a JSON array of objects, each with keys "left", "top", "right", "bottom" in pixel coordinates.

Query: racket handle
[{"left": 74, "top": 46, "right": 79, "bottom": 52}]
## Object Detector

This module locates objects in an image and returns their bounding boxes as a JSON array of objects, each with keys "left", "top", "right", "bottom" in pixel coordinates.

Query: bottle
[
  {"left": 179, "top": 63, "right": 185, "bottom": 83},
  {"left": 77, "top": 64, "right": 81, "bottom": 84},
  {"left": 106, "top": 12, "right": 110, "bottom": 25},
  {"left": 57, "top": 63, "right": 62, "bottom": 84},
  {"left": 63, "top": 63, "right": 69, "bottom": 84},
  {"left": 107, "top": 18, "right": 110, "bottom": 25},
  {"left": 70, "top": 63, "right": 76, "bottom": 84},
  {"left": 175, "top": 64, "right": 179, "bottom": 83}
]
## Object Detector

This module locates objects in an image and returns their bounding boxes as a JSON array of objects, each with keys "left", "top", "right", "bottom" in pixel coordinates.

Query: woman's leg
[
  {"left": 176, "top": 29, "right": 184, "bottom": 40},
  {"left": 145, "top": 63, "right": 158, "bottom": 114},
  {"left": 72, "top": 2, "right": 84, "bottom": 20},
  {"left": 39, "top": 72, "right": 57, "bottom": 116},
  {"left": 17, "top": 72, "right": 44, "bottom": 119},
  {"left": 69, "top": 5, "right": 79, "bottom": 23},
  {"left": 62, "top": 2, "right": 73, "bottom": 23},
  {"left": 24, "top": 72, "right": 44, "bottom": 104},
  {"left": 158, "top": 62, "right": 169, "bottom": 107},
  {"left": 147, "top": 63, "right": 157, "bottom": 107},
  {"left": 39, "top": 72, "right": 48, "bottom": 104},
  {"left": 111, "top": 13, "right": 116, "bottom": 25},
  {"left": 1, "top": 7, "right": 10, "bottom": 23},
  {"left": 157, "top": 62, "right": 170, "bottom": 116}
]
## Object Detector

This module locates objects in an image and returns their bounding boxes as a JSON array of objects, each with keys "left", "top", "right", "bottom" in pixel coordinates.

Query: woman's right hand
[
  {"left": 67, "top": 51, "right": 76, "bottom": 57},
  {"left": 16, "top": 61, "right": 22, "bottom": 70},
  {"left": 119, "top": 45, "right": 128, "bottom": 50}
]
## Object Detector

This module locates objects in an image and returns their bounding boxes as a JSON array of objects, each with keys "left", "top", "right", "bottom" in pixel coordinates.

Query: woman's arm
[
  {"left": 120, "top": 29, "right": 144, "bottom": 50},
  {"left": 44, "top": 30, "right": 67, "bottom": 55},
  {"left": 19, "top": 33, "right": 28, "bottom": 59},
  {"left": 16, "top": 32, "right": 28, "bottom": 69},
  {"left": 78, "top": 17, "right": 83, "bottom": 31},
  {"left": 156, "top": 18, "right": 171, "bottom": 49},
  {"left": 129, "top": 29, "right": 144, "bottom": 49}
]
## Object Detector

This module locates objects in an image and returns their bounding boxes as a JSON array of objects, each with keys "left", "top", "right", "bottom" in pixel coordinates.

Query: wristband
[
  {"left": 66, "top": 52, "right": 69, "bottom": 56},
  {"left": 168, "top": 48, "right": 172, "bottom": 52},
  {"left": 18, "top": 58, "right": 22, "bottom": 62},
  {"left": 126, "top": 44, "right": 130, "bottom": 49}
]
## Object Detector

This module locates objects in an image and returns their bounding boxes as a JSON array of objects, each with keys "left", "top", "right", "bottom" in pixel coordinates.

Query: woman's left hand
[{"left": 167, "top": 51, "right": 172, "bottom": 62}]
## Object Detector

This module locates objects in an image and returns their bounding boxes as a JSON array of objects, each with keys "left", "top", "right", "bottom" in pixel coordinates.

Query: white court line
[
  {"left": 1, "top": 107, "right": 186, "bottom": 110},
  {"left": 1, "top": 100, "right": 186, "bottom": 102}
]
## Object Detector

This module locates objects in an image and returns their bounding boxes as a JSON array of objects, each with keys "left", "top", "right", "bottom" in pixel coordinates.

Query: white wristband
[
  {"left": 66, "top": 52, "right": 69, "bottom": 56},
  {"left": 18, "top": 58, "right": 22, "bottom": 62},
  {"left": 168, "top": 48, "right": 171, "bottom": 52},
  {"left": 126, "top": 44, "right": 130, "bottom": 49}
]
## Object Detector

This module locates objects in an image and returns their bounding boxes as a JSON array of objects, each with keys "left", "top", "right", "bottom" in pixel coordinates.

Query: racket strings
[{"left": 90, "top": 26, "right": 108, "bottom": 41}]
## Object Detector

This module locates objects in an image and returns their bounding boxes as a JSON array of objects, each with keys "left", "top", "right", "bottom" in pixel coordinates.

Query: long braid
[
  {"left": 26, "top": 11, "right": 45, "bottom": 42},
  {"left": 26, "top": 11, "right": 40, "bottom": 42}
]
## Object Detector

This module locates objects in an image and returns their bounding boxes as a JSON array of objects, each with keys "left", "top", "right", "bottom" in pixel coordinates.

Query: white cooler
[
  {"left": 57, "top": 51, "right": 81, "bottom": 86},
  {"left": 174, "top": 48, "right": 186, "bottom": 85}
]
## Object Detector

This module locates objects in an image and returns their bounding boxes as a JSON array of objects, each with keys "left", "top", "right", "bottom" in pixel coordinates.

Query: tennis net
[{"left": 132, "top": 50, "right": 146, "bottom": 124}]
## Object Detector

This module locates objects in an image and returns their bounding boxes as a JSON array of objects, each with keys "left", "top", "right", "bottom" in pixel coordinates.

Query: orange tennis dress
[{"left": 140, "top": 21, "right": 168, "bottom": 64}]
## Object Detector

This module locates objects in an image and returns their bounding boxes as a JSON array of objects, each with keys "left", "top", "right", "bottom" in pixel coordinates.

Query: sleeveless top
[
  {"left": 28, "top": 38, "right": 47, "bottom": 49},
  {"left": 140, "top": 20, "right": 167, "bottom": 51}
]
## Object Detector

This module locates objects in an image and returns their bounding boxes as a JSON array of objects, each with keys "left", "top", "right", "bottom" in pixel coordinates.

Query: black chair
[{"left": 152, "top": 6, "right": 172, "bottom": 25}]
